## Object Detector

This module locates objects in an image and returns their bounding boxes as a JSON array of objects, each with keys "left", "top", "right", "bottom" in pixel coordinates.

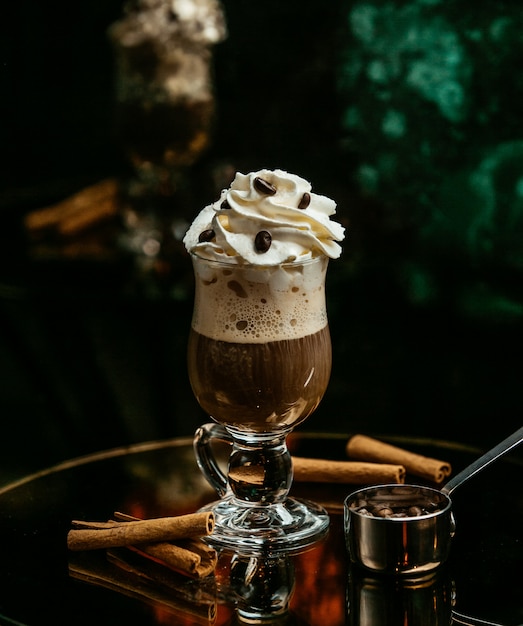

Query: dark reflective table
[{"left": 0, "top": 432, "right": 521, "bottom": 625}]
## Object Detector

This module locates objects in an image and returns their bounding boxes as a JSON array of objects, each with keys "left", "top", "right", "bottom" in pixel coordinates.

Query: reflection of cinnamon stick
[
  {"left": 69, "top": 550, "right": 217, "bottom": 625},
  {"left": 346, "top": 435, "right": 452, "bottom": 484},
  {"left": 107, "top": 549, "right": 217, "bottom": 623},
  {"left": 292, "top": 457, "right": 406, "bottom": 485},
  {"left": 67, "top": 512, "right": 214, "bottom": 551},
  {"left": 229, "top": 465, "right": 265, "bottom": 485}
]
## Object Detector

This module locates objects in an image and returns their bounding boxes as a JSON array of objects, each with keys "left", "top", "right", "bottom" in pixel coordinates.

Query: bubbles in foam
[{"left": 191, "top": 257, "right": 329, "bottom": 343}]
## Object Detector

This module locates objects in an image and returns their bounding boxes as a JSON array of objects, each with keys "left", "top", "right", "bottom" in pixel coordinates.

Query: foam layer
[{"left": 191, "top": 255, "right": 329, "bottom": 343}]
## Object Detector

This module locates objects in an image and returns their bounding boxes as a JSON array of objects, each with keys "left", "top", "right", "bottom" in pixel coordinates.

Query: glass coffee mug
[{"left": 188, "top": 252, "right": 332, "bottom": 553}]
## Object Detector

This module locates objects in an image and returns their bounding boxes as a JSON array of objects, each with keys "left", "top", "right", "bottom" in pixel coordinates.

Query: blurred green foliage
[{"left": 338, "top": 0, "right": 523, "bottom": 321}]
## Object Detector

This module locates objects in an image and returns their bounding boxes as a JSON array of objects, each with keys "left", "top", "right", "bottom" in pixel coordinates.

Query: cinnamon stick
[
  {"left": 292, "top": 457, "right": 406, "bottom": 485},
  {"left": 346, "top": 434, "right": 452, "bottom": 484},
  {"left": 67, "top": 512, "right": 214, "bottom": 551},
  {"left": 129, "top": 542, "right": 216, "bottom": 580},
  {"left": 113, "top": 512, "right": 217, "bottom": 579},
  {"left": 24, "top": 178, "right": 120, "bottom": 238},
  {"left": 59, "top": 193, "right": 119, "bottom": 236}
]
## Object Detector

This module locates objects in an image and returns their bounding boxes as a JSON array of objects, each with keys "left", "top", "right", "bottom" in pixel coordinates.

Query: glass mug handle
[{"left": 194, "top": 423, "right": 232, "bottom": 497}]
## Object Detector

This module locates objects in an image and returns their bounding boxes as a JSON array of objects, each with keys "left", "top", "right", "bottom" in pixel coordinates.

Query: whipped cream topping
[{"left": 183, "top": 169, "right": 345, "bottom": 265}]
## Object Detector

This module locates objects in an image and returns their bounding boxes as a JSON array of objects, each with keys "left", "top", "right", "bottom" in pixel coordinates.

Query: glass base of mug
[{"left": 198, "top": 495, "right": 329, "bottom": 554}]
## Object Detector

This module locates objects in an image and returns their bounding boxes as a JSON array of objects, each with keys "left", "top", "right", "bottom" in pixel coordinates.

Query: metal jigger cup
[
  {"left": 344, "top": 426, "right": 523, "bottom": 575},
  {"left": 345, "top": 483, "right": 454, "bottom": 575}
]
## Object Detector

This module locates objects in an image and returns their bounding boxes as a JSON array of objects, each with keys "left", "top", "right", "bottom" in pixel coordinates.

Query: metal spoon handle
[{"left": 442, "top": 425, "right": 523, "bottom": 496}]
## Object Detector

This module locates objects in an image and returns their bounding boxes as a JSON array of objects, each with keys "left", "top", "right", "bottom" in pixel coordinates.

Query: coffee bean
[
  {"left": 349, "top": 486, "right": 447, "bottom": 519},
  {"left": 408, "top": 506, "right": 423, "bottom": 517},
  {"left": 372, "top": 504, "right": 393, "bottom": 516},
  {"left": 220, "top": 198, "right": 231, "bottom": 209},
  {"left": 375, "top": 507, "right": 394, "bottom": 518},
  {"left": 298, "top": 192, "right": 311, "bottom": 209},
  {"left": 254, "top": 177, "right": 277, "bottom": 195},
  {"left": 254, "top": 230, "right": 272, "bottom": 252},
  {"left": 198, "top": 229, "right": 215, "bottom": 243},
  {"left": 358, "top": 508, "right": 372, "bottom": 517}
]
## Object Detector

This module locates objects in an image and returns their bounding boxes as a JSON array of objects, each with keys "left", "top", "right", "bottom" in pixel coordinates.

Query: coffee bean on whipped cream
[
  {"left": 298, "top": 192, "right": 311, "bottom": 209},
  {"left": 254, "top": 230, "right": 272, "bottom": 252},
  {"left": 198, "top": 229, "right": 215, "bottom": 243},
  {"left": 254, "top": 177, "right": 277, "bottom": 195}
]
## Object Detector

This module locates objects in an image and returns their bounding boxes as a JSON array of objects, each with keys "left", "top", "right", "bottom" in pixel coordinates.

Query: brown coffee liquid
[{"left": 188, "top": 326, "right": 332, "bottom": 432}]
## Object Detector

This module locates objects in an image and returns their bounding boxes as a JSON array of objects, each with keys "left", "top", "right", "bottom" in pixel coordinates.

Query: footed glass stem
[{"left": 194, "top": 423, "right": 329, "bottom": 554}]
